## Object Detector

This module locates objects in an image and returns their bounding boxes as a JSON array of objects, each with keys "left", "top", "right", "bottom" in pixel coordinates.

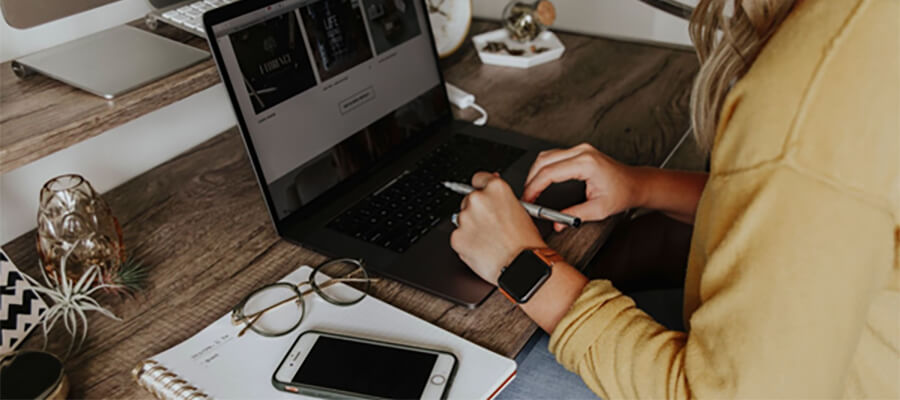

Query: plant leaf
[
  {"left": 72, "top": 304, "right": 90, "bottom": 350},
  {"left": 62, "top": 308, "right": 73, "bottom": 337},
  {"left": 21, "top": 273, "right": 61, "bottom": 303},
  {"left": 78, "top": 296, "right": 122, "bottom": 321},
  {"left": 114, "top": 257, "right": 150, "bottom": 292},
  {"left": 59, "top": 244, "right": 78, "bottom": 295},
  {"left": 41, "top": 307, "right": 61, "bottom": 349},
  {"left": 27, "top": 285, "right": 62, "bottom": 299},
  {"left": 73, "top": 264, "right": 98, "bottom": 293}
]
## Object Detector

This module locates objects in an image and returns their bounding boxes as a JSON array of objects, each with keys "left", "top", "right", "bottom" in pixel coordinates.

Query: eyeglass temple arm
[
  {"left": 635, "top": 0, "right": 694, "bottom": 21},
  {"left": 238, "top": 313, "right": 264, "bottom": 337},
  {"left": 240, "top": 278, "right": 377, "bottom": 321},
  {"left": 242, "top": 278, "right": 379, "bottom": 320}
]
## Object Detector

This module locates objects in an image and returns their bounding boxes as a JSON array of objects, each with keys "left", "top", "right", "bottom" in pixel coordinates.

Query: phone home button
[{"left": 430, "top": 375, "right": 446, "bottom": 385}]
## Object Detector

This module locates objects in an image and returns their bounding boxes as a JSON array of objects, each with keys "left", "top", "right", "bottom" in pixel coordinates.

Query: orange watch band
[
  {"left": 498, "top": 287, "right": 518, "bottom": 303},
  {"left": 531, "top": 247, "right": 564, "bottom": 266}
]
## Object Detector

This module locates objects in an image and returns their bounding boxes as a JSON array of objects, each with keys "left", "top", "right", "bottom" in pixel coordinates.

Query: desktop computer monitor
[{"left": 0, "top": 0, "right": 119, "bottom": 28}]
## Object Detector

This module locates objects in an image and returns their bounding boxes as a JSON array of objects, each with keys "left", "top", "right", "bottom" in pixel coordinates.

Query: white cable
[
  {"left": 470, "top": 103, "right": 488, "bottom": 126},
  {"left": 630, "top": 126, "right": 694, "bottom": 220},
  {"left": 446, "top": 82, "right": 488, "bottom": 126},
  {"left": 658, "top": 127, "right": 692, "bottom": 168}
]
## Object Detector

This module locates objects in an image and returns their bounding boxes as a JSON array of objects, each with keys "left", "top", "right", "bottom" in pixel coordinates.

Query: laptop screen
[{"left": 210, "top": 0, "right": 447, "bottom": 221}]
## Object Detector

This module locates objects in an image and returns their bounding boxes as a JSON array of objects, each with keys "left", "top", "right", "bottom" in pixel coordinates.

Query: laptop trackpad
[{"left": 397, "top": 228, "right": 495, "bottom": 307}]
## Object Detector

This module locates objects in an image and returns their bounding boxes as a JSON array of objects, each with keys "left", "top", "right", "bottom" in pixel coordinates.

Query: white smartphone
[{"left": 273, "top": 330, "right": 458, "bottom": 399}]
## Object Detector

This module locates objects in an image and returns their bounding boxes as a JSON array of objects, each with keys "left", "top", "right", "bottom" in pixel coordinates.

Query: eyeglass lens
[
  {"left": 310, "top": 259, "right": 370, "bottom": 306},
  {"left": 236, "top": 259, "right": 372, "bottom": 337},
  {"left": 241, "top": 284, "right": 304, "bottom": 336}
]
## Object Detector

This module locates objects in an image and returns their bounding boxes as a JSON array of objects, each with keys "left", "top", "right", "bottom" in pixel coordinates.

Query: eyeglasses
[{"left": 231, "top": 258, "right": 379, "bottom": 337}]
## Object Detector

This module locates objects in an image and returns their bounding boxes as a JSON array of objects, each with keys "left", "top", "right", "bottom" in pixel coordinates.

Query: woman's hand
[
  {"left": 450, "top": 172, "right": 547, "bottom": 286},
  {"left": 523, "top": 143, "right": 641, "bottom": 231}
]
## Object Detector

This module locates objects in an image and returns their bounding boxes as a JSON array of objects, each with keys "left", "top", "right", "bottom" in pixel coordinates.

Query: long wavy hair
[{"left": 689, "top": 0, "right": 797, "bottom": 152}]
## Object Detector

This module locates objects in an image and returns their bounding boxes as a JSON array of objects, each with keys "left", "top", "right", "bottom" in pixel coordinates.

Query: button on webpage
[
  {"left": 339, "top": 87, "right": 376, "bottom": 115},
  {"left": 430, "top": 375, "right": 446, "bottom": 385}
]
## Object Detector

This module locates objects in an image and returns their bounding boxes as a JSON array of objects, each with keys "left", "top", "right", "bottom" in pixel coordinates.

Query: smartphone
[{"left": 273, "top": 330, "right": 458, "bottom": 399}]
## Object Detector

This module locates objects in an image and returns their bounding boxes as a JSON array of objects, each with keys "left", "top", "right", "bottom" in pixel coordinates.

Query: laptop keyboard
[
  {"left": 160, "top": 0, "right": 238, "bottom": 34},
  {"left": 327, "top": 135, "right": 526, "bottom": 253}
]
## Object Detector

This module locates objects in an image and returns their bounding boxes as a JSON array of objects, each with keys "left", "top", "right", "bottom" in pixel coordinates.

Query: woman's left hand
[{"left": 450, "top": 172, "right": 547, "bottom": 286}]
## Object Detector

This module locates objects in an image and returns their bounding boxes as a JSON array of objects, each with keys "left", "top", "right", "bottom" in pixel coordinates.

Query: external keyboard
[
  {"left": 159, "top": 0, "right": 238, "bottom": 35},
  {"left": 327, "top": 135, "right": 525, "bottom": 253}
]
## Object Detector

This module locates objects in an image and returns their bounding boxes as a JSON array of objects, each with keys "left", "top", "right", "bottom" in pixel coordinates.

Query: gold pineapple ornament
[{"left": 36, "top": 174, "right": 125, "bottom": 285}]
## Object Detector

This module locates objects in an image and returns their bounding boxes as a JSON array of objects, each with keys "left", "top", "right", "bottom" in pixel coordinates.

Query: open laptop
[{"left": 203, "top": 0, "right": 561, "bottom": 308}]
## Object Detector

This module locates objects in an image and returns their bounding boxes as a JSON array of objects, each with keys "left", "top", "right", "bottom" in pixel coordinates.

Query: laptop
[{"left": 203, "top": 0, "right": 563, "bottom": 307}]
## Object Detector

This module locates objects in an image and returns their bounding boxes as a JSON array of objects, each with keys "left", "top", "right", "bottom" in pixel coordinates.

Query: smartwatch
[{"left": 497, "top": 248, "right": 562, "bottom": 303}]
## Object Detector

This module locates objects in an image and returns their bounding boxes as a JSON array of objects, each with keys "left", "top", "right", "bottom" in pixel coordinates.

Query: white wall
[
  {"left": 0, "top": 0, "right": 693, "bottom": 244},
  {"left": 0, "top": 1, "right": 236, "bottom": 243}
]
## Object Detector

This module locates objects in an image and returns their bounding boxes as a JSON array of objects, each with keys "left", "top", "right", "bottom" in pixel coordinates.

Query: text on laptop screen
[{"left": 212, "top": 0, "right": 446, "bottom": 220}]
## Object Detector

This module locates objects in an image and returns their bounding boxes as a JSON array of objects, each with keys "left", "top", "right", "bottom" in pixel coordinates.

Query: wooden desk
[
  {"left": 2, "top": 21, "right": 698, "bottom": 398},
  {"left": 0, "top": 22, "right": 216, "bottom": 174}
]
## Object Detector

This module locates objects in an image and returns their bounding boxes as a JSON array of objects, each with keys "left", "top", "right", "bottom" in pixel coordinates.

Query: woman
[{"left": 450, "top": 0, "right": 898, "bottom": 398}]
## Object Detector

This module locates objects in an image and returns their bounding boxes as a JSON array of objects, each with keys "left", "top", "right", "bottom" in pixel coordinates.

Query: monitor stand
[{"left": 11, "top": 25, "right": 209, "bottom": 100}]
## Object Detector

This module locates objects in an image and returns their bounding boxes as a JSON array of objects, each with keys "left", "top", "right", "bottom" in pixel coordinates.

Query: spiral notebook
[{"left": 132, "top": 266, "right": 517, "bottom": 399}]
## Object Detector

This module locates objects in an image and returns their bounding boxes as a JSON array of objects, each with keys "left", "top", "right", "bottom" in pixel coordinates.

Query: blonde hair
[{"left": 689, "top": 0, "right": 796, "bottom": 152}]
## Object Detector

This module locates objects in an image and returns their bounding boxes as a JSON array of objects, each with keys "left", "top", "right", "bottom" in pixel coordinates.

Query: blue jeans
[{"left": 497, "top": 289, "right": 685, "bottom": 400}]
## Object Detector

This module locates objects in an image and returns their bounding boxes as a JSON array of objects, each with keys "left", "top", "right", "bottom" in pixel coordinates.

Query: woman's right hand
[{"left": 522, "top": 143, "right": 641, "bottom": 231}]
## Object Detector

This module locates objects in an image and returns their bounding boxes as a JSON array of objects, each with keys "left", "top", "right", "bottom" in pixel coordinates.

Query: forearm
[
  {"left": 548, "top": 280, "right": 690, "bottom": 399},
  {"left": 631, "top": 167, "right": 708, "bottom": 224},
  {"left": 519, "top": 260, "right": 588, "bottom": 333}
]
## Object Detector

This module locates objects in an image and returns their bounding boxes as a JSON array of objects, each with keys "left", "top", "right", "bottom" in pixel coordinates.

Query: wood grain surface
[
  {"left": 2, "top": 20, "right": 698, "bottom": 398},
  {"left": 0, "top": 21, "right": 217, "bottom": 174}
]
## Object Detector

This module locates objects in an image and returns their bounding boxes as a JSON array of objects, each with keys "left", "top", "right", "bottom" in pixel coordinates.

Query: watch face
[{"left": 499, "top": 251, "right": 551, "bottom": 303}]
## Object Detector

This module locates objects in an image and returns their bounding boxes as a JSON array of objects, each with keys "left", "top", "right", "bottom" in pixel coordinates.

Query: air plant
[
  {"left": 104, "top": 256, "right": 149, "bottom": 298},
  {"left": 22, "top": 244, "right": 124, "bottom": 358}
]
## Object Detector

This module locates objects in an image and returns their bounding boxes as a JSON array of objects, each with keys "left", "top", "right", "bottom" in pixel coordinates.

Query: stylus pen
[{"left": 442, "top": 181, "right": 582, "bottom": 228}]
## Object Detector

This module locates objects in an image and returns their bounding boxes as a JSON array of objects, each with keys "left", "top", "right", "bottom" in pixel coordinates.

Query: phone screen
[{"left": 291, "top": 336, "right": 437, "bottom": 398}]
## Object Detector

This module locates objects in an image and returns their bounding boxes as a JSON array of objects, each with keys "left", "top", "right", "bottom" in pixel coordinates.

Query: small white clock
[{"left": 427, "top": 0, "right": 472, "bottom": 58}]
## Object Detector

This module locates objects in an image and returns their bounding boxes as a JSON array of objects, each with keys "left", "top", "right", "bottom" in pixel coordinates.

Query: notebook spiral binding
[{"left": 132, "top": 360, "right": 211, "bottom": 400}]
